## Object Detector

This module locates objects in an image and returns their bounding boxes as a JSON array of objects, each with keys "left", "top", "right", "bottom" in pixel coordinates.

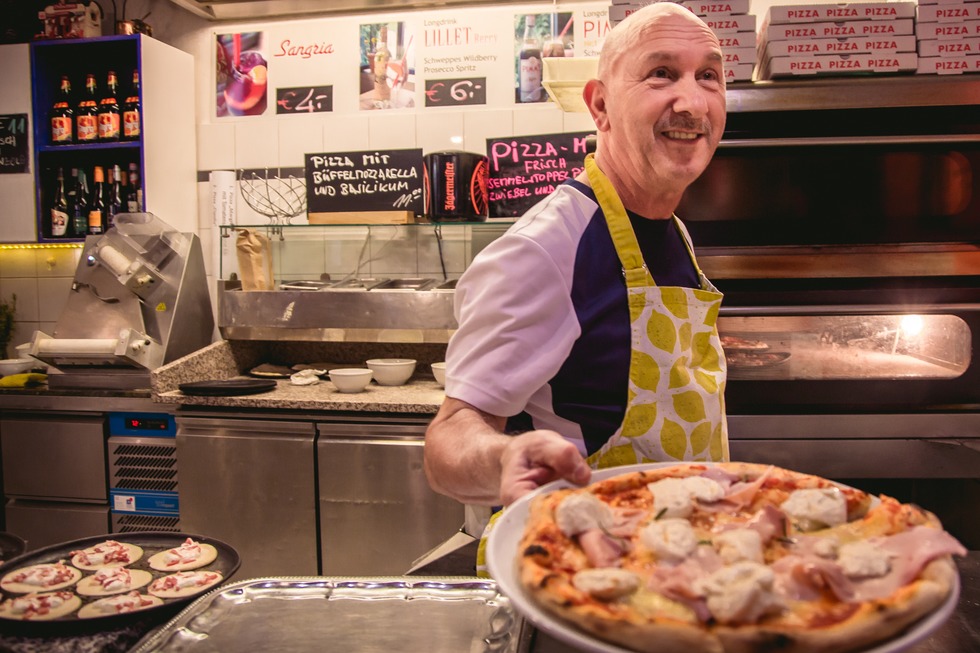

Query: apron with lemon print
[{"left": 475, "top": 155, "right": 729, "bottom": 577}]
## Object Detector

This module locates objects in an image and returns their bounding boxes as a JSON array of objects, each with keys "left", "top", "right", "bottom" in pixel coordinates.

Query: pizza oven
[{"left": 678, "top": 76, "right": 980, "bottom": 549}]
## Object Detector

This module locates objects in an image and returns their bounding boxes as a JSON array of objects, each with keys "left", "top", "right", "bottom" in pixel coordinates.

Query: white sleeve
[{"left": 444, "top": 227, "right": 582, "bottom": 418}]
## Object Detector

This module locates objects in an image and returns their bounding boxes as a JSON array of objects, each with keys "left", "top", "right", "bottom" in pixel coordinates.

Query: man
[{"left": 424, "top": 2, "right": 729, "bottom": 514}]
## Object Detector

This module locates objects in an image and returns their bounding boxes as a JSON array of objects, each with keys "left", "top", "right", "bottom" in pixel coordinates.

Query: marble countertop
[{"left": 150, "top": 340, "right": 446, "bottom": 414}]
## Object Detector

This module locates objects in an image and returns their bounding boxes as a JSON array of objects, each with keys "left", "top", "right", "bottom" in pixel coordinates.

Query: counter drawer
[{"left": 1, "top": 414, "right": 107, "bottom": 501}]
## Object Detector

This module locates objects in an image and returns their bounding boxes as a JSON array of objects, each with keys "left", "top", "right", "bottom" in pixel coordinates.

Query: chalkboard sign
[
  {"left": 0, "top": 114, "right": 29, "bottom": 175},
  {"left": 305, "top": 148, "right": 424, "bottom": 219},
  {"left": 486, "top": 131, "right": 591, "bottom": 218},
  {"left": 424, "top": 78, "right": 487, "bottom": 107},
  {"left": 276, "top": 85, "right": 333, "bottom": 114}
]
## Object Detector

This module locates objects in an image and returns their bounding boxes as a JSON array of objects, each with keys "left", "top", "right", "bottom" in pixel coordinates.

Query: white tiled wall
[{"left": 0, "top": 247, "right": 81, "bottom": 354}]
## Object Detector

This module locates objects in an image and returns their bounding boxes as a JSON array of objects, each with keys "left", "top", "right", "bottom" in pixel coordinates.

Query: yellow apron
[{"left": 476, "top": 154, "right": 730, "bottom": 576}]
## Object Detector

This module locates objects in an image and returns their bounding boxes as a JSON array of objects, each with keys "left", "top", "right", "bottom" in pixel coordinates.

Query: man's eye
[
  {"left": 701, "top": 70, "right": 721, "bottom": 82},
  {"left": 650, "top": 68, "right": 671, "bottom": 79}
]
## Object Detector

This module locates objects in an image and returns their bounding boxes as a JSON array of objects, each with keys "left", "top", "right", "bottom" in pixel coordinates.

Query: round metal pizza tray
[
  {"left": 0, "top": 531, "right": 240, "bottom": 635},
  {"left": 486, "top": 462, "right": 961, "bottom": 653},
  {"left": 0, "top": 532, "right": 27, "bottom": 565}
]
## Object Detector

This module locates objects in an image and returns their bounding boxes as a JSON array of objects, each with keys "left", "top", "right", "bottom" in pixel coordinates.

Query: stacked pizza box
[
  {"left": 757, "top": 2, "right": 918, "bottom": 79},
  {"left": 608, "top": 0, "right": 758, "bottom": 82},
  {"left": 915, "top": 0, "right": 980, "bottom": 75}
]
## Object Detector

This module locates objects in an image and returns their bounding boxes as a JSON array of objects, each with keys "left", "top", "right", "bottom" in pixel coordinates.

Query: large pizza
[{"left": 515, "top": 462, "right": 965, "bottom": 653}]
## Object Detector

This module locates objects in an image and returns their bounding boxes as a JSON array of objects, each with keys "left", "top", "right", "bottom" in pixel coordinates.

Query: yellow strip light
[{"left": 0, "top": 243, "right": 84, "bottom": 250}]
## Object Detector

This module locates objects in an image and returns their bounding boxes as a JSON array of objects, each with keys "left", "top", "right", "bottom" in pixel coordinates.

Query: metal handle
[{"left": 719, "top": 134, "right": 980, "bottom": 148}]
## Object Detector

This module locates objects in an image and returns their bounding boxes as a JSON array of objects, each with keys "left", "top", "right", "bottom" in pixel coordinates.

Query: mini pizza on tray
[
  {"left": 77, "top": 591, "right": 163, "bottom": 619},
  {"left": 76, "top": 566, "right": 153, "bottom": 597},
  {"left": 70, "top": 540, "right": 144, "bottom": 570},
  {"left": 720, "top": 335, "right": 770, "bottom": 351},
  {"left": 516, "top": 462, "right": 966, "bottom": 653},
  {"left": 147, "top": 537, "right": 218, "bottom": 572},
  {"left": 0, "top": 560, "right": 82, "bottom": 594},
  {"left": 147, "top": 570, "right": 224, "bottom": 598},
  {"left": 0, "top": 591, "right": 82, "bottom": 621}
]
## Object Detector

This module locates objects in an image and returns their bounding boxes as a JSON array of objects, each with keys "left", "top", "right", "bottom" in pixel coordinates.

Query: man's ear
[{"left": 583, "top": 79, "right": 609, "bottom": 132}]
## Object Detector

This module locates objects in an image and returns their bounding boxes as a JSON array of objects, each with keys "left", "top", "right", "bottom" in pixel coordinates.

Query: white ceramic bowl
[
  {"left": 365, "top": 358, "right": 417, "bottom": 386},
  {"left": 431, "top": 362, "right": 446, "bottom": 387},
  {"left": 0, "top": 358, "right": 34, "bottom": 377},
  {"left": 328, "top": 368, "right": 374, "bottom": 393}
]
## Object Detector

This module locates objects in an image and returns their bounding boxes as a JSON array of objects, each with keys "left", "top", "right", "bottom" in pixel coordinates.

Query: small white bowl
[
  {"left": 328, "top": 368, "right": 373, "bottom": 393},
  {"left": 431, "top": 362, "right": 446, "bottom": 387},
  {"left": 365, "top": 358, "right": 417, "bottom": 386},
  {"left": 0, "top": 358, "right": 34, "bottom": 377}
]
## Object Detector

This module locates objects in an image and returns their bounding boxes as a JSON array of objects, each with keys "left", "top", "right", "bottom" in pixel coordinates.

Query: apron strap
[{"left": 585, "top": 154, "right": 654, "bottom": 289}]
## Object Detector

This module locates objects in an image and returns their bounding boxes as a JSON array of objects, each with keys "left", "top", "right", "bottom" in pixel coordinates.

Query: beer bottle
[
  {"left": 127, "top": 162, "right": 142, "bottom": 212},
  {"left": 76, "top": 73, "right": 99, "bottom": 143},
  {"left": 88, "top": 166, "right": 106, "bottom": 235},
  {"left": 518, "top": 15, "right": 543, "bottom": 103},
  {"left": 98, "top": 70, "right": 121, "bottom": 142},
  {"left": 71, "top": 168, "right": 89, "bottom": 237},
  {"left": 107, "top": 164, "right": 124, "bottom": 228},
  {"left": 51, "top": 167, "right": 69, "bottom": 237},
  {"left": 50, "top": 76, "right": 74, "bottom": 145},
  {"left": 122, "top": 70, "right": 141, "bottom": 140}
]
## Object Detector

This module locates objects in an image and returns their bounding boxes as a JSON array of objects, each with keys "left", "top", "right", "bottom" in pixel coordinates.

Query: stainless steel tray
[{"left": 132, "top": 577, "right": 528, "bottom": 653}]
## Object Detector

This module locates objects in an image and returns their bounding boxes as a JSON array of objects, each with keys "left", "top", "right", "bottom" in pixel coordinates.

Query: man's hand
[{"left": 499, "top": 430, "right": 592, "bottom": 505}]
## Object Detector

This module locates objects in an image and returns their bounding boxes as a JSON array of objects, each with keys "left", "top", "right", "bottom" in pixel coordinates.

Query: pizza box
[
  {"left": 680, "top": 0, "right": 752, "bottom": 16},
  {"left": 916, "top": 54, "right": 980, "bottom": 74},
  {"left": 918, "top": 0, "right": 979, "bottom": 5},
  {"left": 918, "top": 37, "right": 980, "bottom": 57},
  {"left": 758, "top": 51, "right": 918, "bottom": 78},
  {"left": 764, "top": 2, "right": 916, "bottom": 24},
  {"left": 760, "top": 34, "right": 916, "bottom": 57},
  {"left": 723, "top": 46, "right": 758, "bottom": 65},
  {"left": 916, "top": 18, "right": 980, "bottom": 39},
  {"left": 725, "top": 61, "right": 756, "bottom": 82},
  {"left": 764, "top": 17, "right": 914, "bottom": 41},
  {"left": 703, "top": 13, "right": 756, "bottom": 32},
  {"left": 718, "top": 33, "right": 757, "bottom": 48},
  {"left": 917, "top": 2, "right": 980, "bottom": 22}
]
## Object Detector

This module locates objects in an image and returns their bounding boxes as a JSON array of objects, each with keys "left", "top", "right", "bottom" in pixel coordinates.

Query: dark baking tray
[
  {"left": 0, "top": 531, "right": 240, "bottom": 635},
  {"left": 178, "top": 379, "right": 277, "bottom": 396}
]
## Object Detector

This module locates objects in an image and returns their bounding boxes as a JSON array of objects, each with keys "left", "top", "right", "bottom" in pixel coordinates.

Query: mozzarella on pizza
[
  {"left": 0, "top": 561, "right": 82, "bottom": 594},
  {"left": 517, "top": 462, "right": 966, "bottom": 653},
  {"left": 77, "top": 591, "right": 163, "bottom": 619},
  {"left": 76, "top": 566, "right": 153, "bottom": 597},
  {"left": 0, "top": 591, "right": 82, "bottom": 621},
  {"left": 147, "top": 538, "right": 218, "bottom": 571},
  {"left": 70, "top": 540, "right": 143, "bottom": 570},
  {"left": 147, "top": 570, "right": 223, "bottom": 598}
]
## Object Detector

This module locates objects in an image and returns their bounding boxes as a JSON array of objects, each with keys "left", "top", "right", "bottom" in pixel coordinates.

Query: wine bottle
[
  {"left": 122, "top": 69, "right": 141, "bottom": 140},
  {"left": 107, "top": 164, "right": 124, "bottom": 228},
  {"left": 88, "top": 166, "right": 106, "bottom": 235},
  {"left": 76, "top": 73, "right": 99, "bottom": 143},
  {"left": 51, "top": 167, "right": 69, "bottom": 237},
  {"left": 50, "top": 76, "right": 74, "bottom": 145},
  {"left": 519, "top": 15, "right": 543, "bottom": 103},
  {"left": 98, "top": 70, "right": 121, "bottom": 142},
  {"left": 71, "top": 168, "right": 89, "bottom": 238},
  {"left": 127, "top": 162, "right": 142, "bottom": 212}
]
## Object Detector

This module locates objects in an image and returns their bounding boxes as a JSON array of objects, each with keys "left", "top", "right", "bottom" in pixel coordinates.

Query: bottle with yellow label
[
  {"left": 75, "top": 73, "right": 99, "bottom": 143},
  {"left": 98, "top": 70, "right": 121, "bottom": 142},
  {"left": 50, "top": 76, "right": 74, "bottom": 145},
  {"left": 122, "top": 69, "right": 140, "bottom": 140}
]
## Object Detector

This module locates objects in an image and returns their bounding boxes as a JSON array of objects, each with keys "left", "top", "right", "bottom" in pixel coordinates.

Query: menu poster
[
  {"left": 0, "top": 114, "right": 29, "bottom": 174},
  {"left": 359, "top": 21, "right": 416, "bottom": 110},
  {"left": 305, "top": 148, "right": 424, "bottom": 216},
  {"left": 216, "top": 31, "right": 270, "bottom": 117},
  {"left": 515, "top": 12, "right": 573, "bottom": 104},
  {"left": 486, "top": 131, "right": 592, "bottom": 218}
]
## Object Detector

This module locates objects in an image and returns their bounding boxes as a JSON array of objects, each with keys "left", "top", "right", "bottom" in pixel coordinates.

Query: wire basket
[{"left": 239, "top": 168, "right": 307, "bottom": 224}]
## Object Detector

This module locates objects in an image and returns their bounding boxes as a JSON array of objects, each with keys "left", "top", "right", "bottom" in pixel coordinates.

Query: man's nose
[{"left": 672, "top": 75, "right": 709, "bottom": 118}]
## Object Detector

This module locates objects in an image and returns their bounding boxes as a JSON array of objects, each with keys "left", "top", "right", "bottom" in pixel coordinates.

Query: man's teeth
[{"left": 665, "top": 131, "right": 699, "bottom": 140}]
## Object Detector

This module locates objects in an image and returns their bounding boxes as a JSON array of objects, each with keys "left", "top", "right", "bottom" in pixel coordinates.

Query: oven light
[{"left": 900, "top": 315, "right": 924, "bottom": 337}]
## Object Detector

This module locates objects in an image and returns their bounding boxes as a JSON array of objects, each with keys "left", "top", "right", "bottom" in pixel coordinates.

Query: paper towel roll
[
  {"left": 210, "top": 171, "right": 238, "bottom": 227},
  {"left": 98, "top": 244, "right": 134, "bottom": 277}
]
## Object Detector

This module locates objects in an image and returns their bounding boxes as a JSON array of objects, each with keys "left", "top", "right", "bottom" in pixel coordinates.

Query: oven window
[{"left": 719, "top": 314, "right": 971, "bottom": 380}]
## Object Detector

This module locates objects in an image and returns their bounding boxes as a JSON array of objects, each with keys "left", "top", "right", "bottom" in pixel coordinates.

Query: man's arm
[{"left": 424, "top": 397, "right": 592, "bottom": 506}]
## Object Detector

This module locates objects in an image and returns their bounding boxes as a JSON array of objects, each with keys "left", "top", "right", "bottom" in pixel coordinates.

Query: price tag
[
  {"left": 423, "top": 77, "right": 487, "bottom": 107},
  {"left": 0, "top": 114, "right": 29, "bottom": 174},
  {"left": 275, "top": 86, "right": 334, "bottom": 114}
]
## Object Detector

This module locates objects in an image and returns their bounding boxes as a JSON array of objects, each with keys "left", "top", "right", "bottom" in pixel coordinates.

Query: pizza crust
[
  {"left": 147, "top": 570, "right": 224, "bottom": 598},
  {"left": 70, "top": 541, "right": 144, "bottom": 570},
  {"left": 77, "top": 592, "right": 164, "bottom": 619},
  {"left": 0, "top": 591, "right": 82, "bottom": 621},
  {"left": 516, "top": 462, "right": 962, "bottom": 653},
  {"left": 76, "top": 568, "right": 154, "bottom": 597},
  {"left": 0, "top": 562, "right": 82, "bottom": 594},
  {"left": 147, "top": 539, "right": 218, "bottom": 572}
]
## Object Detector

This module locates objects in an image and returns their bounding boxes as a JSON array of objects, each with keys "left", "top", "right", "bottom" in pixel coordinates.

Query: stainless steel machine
[{"left": 29, "top": 213, "right": 214, "bottom": 390}]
